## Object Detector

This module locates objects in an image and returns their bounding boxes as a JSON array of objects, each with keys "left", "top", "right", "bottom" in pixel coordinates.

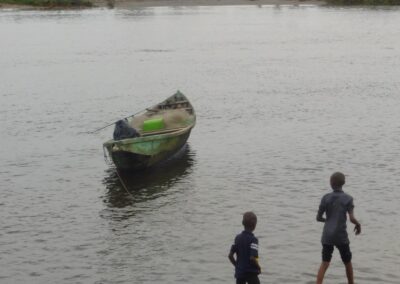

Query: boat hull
[{"left": 105, "top": 129, "right": 192, "bottom": 170}]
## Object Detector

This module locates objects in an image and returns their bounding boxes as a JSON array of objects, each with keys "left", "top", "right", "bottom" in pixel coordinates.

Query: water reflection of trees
[{"left": 102, "top": 144, "right": 195, "bottom": 208}]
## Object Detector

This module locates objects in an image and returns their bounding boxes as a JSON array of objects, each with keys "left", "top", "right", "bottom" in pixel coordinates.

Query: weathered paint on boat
[{"left": 103, "top": 91, "right": 195, "bottom": 170}]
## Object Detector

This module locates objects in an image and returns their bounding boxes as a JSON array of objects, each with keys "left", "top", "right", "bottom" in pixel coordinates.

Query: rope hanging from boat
[
  {"left": 115, "top": 169, "right": 134, "bottom": 198},
  {"left": 103, "top": 146, "right": 111, "bottom": 164},
  {"left": 103, "top": 146, "right": 133, "bottom": 197}
]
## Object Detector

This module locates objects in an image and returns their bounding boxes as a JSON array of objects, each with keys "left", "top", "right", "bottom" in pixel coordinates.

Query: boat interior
[{"left": 128, "top": 97, "right": 195, "bottom": 136}]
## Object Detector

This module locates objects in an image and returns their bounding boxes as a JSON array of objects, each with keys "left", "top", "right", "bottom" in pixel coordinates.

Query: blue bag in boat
[{"left": 113, "top": 119, "right": 140, "bottom": 140}]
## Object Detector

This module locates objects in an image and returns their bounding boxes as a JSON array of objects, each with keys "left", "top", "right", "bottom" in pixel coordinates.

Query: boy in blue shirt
[
  {"left": 316, "top": 172, "right": 361, "bottom": 284},
  {"left": 229, "top": 211, "right": 261, "bottom": 284}
]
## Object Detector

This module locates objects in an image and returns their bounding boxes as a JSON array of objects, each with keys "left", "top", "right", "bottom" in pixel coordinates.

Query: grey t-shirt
[{"left": 317, "top": 190, "right": 354, "bottom": 245}]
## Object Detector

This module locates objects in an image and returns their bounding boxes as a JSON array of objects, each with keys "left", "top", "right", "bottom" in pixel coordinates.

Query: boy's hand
[
  {"left": 250, "top": 256, "right": 261, "bottom": 273},
  {"left": 354, "top": 224, "right": 361, "bottom": 235},
  {"left": 349, "top": 212, "right": 361, "bottom": 235}
]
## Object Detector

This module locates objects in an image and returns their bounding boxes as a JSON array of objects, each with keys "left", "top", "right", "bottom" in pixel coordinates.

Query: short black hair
[
  {"left": 242, "top": 211, "right": 257, "bottom": 230},
  {"left": 330, "top": 172, "right": 345, "bottom": 189}
]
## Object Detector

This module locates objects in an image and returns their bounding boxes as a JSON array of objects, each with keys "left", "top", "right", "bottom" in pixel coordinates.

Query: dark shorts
[
  {"left": 322, "top": 244, "right": 352, "bottom": 263},
  {"left": 236, "top": 273, "right": 260, "bottom": 284}
]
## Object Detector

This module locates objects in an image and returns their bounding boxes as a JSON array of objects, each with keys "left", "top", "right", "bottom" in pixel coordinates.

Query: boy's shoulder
[
  {"left": 342, "top": 191, "right": 353, "bottom": 200},
  {"left": 235, "top": 231, "right": 257, "bottom": 241},
  {"left": 322, "top": 190, "right": 353, "bottom": 202},
  {"left": 321, "top": 192, "right": 333, "bottom": 201}
]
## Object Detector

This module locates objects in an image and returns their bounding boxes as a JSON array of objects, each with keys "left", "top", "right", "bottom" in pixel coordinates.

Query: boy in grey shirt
[{"left": 316, "top": 172, "right": 361, "bottom": 284}]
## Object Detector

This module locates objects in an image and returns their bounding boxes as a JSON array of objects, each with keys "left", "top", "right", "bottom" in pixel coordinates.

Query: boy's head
[
  {"left": 330, "top": 172, "right": 345, "bottom": 190},
  {"left": 242, "top": 211, "right": 257, "bottom": 231}
]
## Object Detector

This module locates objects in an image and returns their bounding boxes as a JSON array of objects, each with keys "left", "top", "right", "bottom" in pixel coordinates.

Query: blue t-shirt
[
  {"left": 230, "top": 230, "right": 260, "bottom": 278},
  {"left": 317, "top": 190, "right": 354, "bottom": 245}
]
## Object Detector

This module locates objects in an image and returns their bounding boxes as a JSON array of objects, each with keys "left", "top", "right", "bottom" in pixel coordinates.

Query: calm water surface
[{"left": 1, "top": 5, "right": 400, "bottom": 284}]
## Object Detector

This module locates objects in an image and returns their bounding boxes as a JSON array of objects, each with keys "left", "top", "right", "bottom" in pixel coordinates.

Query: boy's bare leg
[
  {"left": 316, "top": 261, "right": 330, "bottom": 284},
  {"left": 345, "top": 262, "right": 354, "bottom": 284}
]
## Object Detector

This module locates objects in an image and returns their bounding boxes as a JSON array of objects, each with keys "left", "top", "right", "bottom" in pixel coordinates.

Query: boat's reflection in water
[{"left": 102, "top": 144, "right": 195, "bottom": 208}]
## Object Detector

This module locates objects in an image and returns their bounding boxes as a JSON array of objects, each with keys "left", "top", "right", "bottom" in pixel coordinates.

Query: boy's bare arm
[
  {"left": 228, "top": 251, "right": 236, "bottom": 267},
  {"left": 316, "top": 198, "right": 326, "bottom": 222},
  {"left": 316, "top": 207, "right": 326, "bottom": 222},
  {"left": 349, "top": 212, "right": 361, "bottom": 235}
]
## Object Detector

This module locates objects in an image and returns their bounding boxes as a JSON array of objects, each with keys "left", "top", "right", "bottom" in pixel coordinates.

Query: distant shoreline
[
  {"left": 107, "top": 0, "right": 325, "bottom": 8},
  {"left": 93, "top": 0, "right": 326, "bottom": 9},
  {"left": 1, "top": 0, "right": 400, "bottom": 10},
  {"left": 0, "top": 0, "right": 325, "bottom": 9},
  {"left": 0, "top": 0, "right": 92, "bottom": 8}
]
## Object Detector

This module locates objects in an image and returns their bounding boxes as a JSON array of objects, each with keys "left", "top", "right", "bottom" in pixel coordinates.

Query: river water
[{"left": 1, "top": 5, "right": 400, "bottom": 284}]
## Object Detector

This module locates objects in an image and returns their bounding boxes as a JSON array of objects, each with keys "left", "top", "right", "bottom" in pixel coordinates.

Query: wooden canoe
[{"left": 103, "top": 91, "right": 196, "bottom": 171}]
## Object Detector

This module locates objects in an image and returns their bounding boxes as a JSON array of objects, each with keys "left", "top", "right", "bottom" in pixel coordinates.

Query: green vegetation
[
  {"left": 327, "top": 0, "right": 400, "bottom": 4},
  {"left": 0, "top": 0, "right": 92, "bottom": 7}
]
